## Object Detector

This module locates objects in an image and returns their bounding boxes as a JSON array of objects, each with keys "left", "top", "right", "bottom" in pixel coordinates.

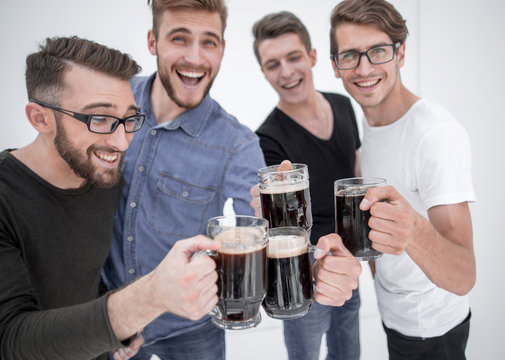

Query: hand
[
  {"left": 249, "top": 160, "right": 293, "bottom": 216},
  {"left": 312, "top": 234, "right": 361, "bottom": 306},
  {"left": 360, "top": 185, "right": 419, "bottom": 255},
  {"left": 111, "top": 333, "right": 144, "bottom": 360},
  {"left": 148, "top": 235, "right": 221, "bottom": 321}
]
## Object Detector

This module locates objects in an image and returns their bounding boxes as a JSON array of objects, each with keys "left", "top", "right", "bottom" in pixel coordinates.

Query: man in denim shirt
[{"left": 102, "top": 0, "right": 265, "bottom": 359}]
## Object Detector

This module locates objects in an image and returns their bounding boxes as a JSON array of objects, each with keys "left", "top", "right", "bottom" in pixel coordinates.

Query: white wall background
[{"left": 1, "top": 1, "right": 503, "bottom": 359}]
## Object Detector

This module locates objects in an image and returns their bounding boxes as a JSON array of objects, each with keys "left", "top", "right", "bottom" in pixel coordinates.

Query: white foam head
[
  {"left": 267, "top": 234, "right": 308, "bottom": 258},
  {"left": 214, "top": 227, "right": 266, "bottom": 254},
  {"left": 260, "top": 181, "right": 308, "bottom": 195}
]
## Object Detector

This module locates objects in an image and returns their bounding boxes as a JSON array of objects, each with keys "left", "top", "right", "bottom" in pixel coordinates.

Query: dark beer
[
  {"left": 335, "top": 191, "right": 381, "bottom": 260},
  {"left": 260, "top": 183, "right": 312, "bottom": 234},
  {"left": 214, "top": 228, "right": 267, "bottom": 322},
  {"left": 262, "top": 234, "right": 313, "bottom": 319}
]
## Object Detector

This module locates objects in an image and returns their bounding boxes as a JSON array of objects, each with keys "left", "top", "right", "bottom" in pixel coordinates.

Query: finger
[
  {"left": 173, "top": 235, "right": 221, "bottom": 260},
  {"left": 250, "top": 183, "right": 260, "bottom": 197},
  {"left": 279, "top": 160, "right": 292, "bottom": 171},
  {"left": 314, "top": 234, "right": 353, "bottom": 259},
  {"left": 360, "top": 185, "right": 400, "bottom": 210}
]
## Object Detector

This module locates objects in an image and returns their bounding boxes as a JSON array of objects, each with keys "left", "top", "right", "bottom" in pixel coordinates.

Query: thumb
[
  {"left": 173, "top": 235, "right": 221, "bottom": 259},
  {"left": 279, "top": 160, "right": 292, "bottom": 171},
  {"left": 314, "top": 233, "right": 353, "bottom": 259},
  {"left": 360, "top": 185, "right": 397, "bottom": 210}
]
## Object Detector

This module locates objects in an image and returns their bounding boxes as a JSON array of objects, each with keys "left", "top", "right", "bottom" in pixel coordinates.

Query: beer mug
[
  {"left": 334, "top": 177, "right": 386, "bottom": 261},
  {"left": 262, "top": 227, "right": 314, "bottom": 320},
  {"left": 206, "top": 215, "right": 268, "bottom": 330},
  {"left": 258, "top": 163, "right": 313, "bottom": 236}
]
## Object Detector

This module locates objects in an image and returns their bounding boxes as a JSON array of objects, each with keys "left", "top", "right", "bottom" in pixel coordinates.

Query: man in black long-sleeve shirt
[{"left": 0, "top": 36, "right": 220, "bottom": 360}]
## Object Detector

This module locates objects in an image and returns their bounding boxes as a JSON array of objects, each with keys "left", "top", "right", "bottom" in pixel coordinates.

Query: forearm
[
  {"left": 406, "top": 213, "right": 476, "bottom": 295},
  {"left": 1, "top": 296, "right": 122, "bottom": 360},
  {"left": 107, "top": 272, "right": 163, "bottom": 341}
]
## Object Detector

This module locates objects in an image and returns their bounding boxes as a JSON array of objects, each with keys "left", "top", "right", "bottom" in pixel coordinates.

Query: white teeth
[
  {"left": 178, "top": 70, "right": 204, "bottom": 78},
  {"left": 283, "top": 79, "right": 301, "bottom": 89},
  {"left": 357, "top": 79, "right": 379, "bottom": 87},
  {"left": 97, "top": 153, "right": 118, "bottom": 162}
]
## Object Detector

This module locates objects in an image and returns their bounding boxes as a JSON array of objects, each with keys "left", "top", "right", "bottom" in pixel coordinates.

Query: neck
[
  {"left": 363, "top": 83, "right": 420, "bottom": 127},
  {"left": 150, "top": 73, "right": 187, "bottom": 125},
  {"left": 278, "top": 91, "right": 334, "bottom": 140},
  {"left": 11, "top": 136, "right": 86, "bottom": 189}
]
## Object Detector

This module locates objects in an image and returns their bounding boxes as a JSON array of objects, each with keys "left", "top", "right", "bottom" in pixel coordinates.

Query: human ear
[
  {"left": 147, "top": 30, "right": 157, "bottom": 56},
  {"left": 25, "top": 102, "right": 54, "bottom": 134},
  {"left": 331, "top": 58, "right": 341, "bottom": 79}
]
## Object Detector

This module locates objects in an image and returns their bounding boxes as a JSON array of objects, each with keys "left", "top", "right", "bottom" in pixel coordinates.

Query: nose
[
  {"left": 280, "top": 59, "right": 294, "bottom": 78},
  {"left": 184, "top": 42, "right": 204, "bottom": 65},
  {"left": 355, "top": 54, "right": 375, "bottom": 76},
  {"left": 105, "top": 124, "right": 131, "bottom": 152}
]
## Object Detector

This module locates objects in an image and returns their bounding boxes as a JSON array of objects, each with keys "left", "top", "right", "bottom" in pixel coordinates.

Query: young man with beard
[
  {"left": 0, "top": 36, "right": 222, "bottom": 360},
  {"left": 330, "top": 0, "right": 476, "bottom": 358},
  {"left": 101, "top": 0, "right": 266, "bottom": 359},
  {"left": 251, "top": 11, "right": 361, "bottom": 360}
]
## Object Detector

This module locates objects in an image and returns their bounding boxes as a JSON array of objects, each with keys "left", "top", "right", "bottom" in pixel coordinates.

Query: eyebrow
[
  {"left": 168, "top": 27, "right": 222, "bottom": 43},
  {"left": 81, "top": 103, "right": 139, "bottom": 114},
  {"left": 339, "top": 42, "right": 391, "bottom": 54}
]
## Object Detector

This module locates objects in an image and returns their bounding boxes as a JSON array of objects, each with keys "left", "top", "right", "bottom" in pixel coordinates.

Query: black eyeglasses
[
  {"left": 30, "top": 98, "right": 145, "bottom": 134},
  {"left": 331, "top": 42, "right": 401, "bottom": 70}
]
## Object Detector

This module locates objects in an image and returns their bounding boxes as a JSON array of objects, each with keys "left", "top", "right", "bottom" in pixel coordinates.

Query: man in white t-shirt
[{"left": 329, "top": 0, "right": 476, "bottom": 359}]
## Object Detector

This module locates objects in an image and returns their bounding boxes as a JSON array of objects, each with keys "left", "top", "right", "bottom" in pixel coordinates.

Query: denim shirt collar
[{"left": 136, "top": 72, "right": 213, "bottom": 137}]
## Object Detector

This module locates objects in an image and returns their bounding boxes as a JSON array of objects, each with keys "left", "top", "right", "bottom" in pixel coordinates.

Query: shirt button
[
  {"left": 128, "top": 268, "right": 135, "bottom": 274},
  {"left": 138, "top": 166, "right": 144, "bottom": 172},
  {"left": 151, "top": 130, "right": 157, "bottom": 136},
  {"left": 130, "top": 202, "right": 136, "bottom": 208},
  {"left": 182, "top": 190, "right": 189, "bottom": 197},
  {"left": 127, "top": 236, "right": 133, "bottom": 242}
]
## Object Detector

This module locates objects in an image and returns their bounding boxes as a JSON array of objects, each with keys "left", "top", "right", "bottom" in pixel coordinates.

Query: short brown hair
[
  {"left": 25, "top": 36, "right": 141, "bottom": 105},
  {"left": 330, "top": 0, "right": 408, "bottom": 54},
  {"left": 148, "top": 0, "right": 228, "bottom": 38},
  {"left": 252, "top": 11, "right": 312, "bottom": 65}
]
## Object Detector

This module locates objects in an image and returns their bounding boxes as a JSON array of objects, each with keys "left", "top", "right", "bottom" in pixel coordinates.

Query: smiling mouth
[
  {"left": 177, "top": 70, "right": 205, "bottom": 86},
  {"left": 95, "top": 151, "right": 119, "bottom": 164},
  {"left": 355, "top": 79, "right": 380, "bottom": 88},
  {"left": 282, "top": 79, "right": 302, "bottom": 90}
]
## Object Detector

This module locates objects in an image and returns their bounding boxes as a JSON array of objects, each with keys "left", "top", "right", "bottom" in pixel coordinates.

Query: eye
[
  {"left": 288, "top": 55, "right": 302, "bottom": 63},
  {"left": 264, "top": 62, "right": 280, "bottom": 71},
  {"left": 340, "top": 51, "right": 357, "bottom": 61},
  {"left": 203, "top": 39, "right": 217, "bottom": 47}
]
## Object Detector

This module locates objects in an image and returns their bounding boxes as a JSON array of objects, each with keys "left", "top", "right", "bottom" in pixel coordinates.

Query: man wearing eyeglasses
[
  {"left": 0, "top": 36, "right": 221, "bottom": 360},
  {"left": 330, "top": 0, "right": 476, "bottom": 359}
]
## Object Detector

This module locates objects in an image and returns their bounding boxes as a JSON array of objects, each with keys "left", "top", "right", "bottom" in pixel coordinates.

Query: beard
[
  {"left": 157, "top": 57, "right": 215, "bottom": 110},
  {"left": 54, "top": 120, "right": 123, "bottom": 189}
]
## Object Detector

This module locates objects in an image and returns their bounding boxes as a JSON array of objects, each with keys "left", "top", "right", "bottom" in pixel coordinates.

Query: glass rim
[
  {"left": 257, "top": 163, "right": 308, "bottom": 176},
  {"left": 334, "top": 177, "right": 386, "bottom": 187}
]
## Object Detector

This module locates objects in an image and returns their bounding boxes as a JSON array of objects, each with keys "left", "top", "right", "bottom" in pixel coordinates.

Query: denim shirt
[{"left": 102, "top": 73, "right": 266, "bottom": 344}]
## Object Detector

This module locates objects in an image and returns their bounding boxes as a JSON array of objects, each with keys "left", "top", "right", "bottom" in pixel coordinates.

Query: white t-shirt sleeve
[{"left": 415, "top": 122, "right": 476, "bottom": 210}]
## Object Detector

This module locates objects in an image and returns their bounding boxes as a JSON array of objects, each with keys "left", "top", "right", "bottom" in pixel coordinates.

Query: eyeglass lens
[
  {"left": 89, "top": 115, "right": 142, "bottom": 133},
  {"left": 337, "top": 45, "right": 395, "bottom": 69}
]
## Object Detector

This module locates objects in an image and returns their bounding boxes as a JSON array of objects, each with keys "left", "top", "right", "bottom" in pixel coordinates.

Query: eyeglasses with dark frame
[
  {"left": 331, "top": 42, "right": 401, "bottom": 70},
  {"left": 29, "top": 98, "right": 145, "bottom": 134}
]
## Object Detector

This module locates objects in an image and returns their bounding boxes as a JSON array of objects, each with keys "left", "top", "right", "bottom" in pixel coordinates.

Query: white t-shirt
[{"left": 361, "top": 99, "right": 476, "bottom": 338}]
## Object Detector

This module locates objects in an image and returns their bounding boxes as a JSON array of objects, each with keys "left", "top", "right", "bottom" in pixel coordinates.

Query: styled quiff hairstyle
[
  {"left": 25, "top": 36, "right": 141, "bottom": 105},
  {"left": 252, "top": 11, "right": 312, "bottom": 65},
  {"left": 330, "top": 0, "right": 408, "bottom": 54},
  {"left": 148, "top": 0, "right": 228, "bottom": 38}
]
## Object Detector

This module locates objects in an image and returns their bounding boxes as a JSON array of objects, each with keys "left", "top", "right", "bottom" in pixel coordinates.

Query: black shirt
[
  {"left": 0, "top": 150, "right": 125, "bottom": 359},
  {"left": 256, "top": 92, "right": 360, "bottom": 244}
]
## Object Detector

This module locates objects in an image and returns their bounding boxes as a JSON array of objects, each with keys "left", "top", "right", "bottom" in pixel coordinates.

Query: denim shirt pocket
[{"left": 150, "top": 172, "right": 216, "bottom": 238}]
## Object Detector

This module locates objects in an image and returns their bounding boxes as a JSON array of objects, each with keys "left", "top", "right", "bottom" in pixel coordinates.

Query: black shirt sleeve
[{"left": 0, "top": 229, "right": 124, "bottom": 360}]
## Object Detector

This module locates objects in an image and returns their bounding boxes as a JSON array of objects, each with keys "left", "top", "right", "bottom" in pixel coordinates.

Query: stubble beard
[{"left": 53, "top": 120, "right": 123, "bottom": 189}]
